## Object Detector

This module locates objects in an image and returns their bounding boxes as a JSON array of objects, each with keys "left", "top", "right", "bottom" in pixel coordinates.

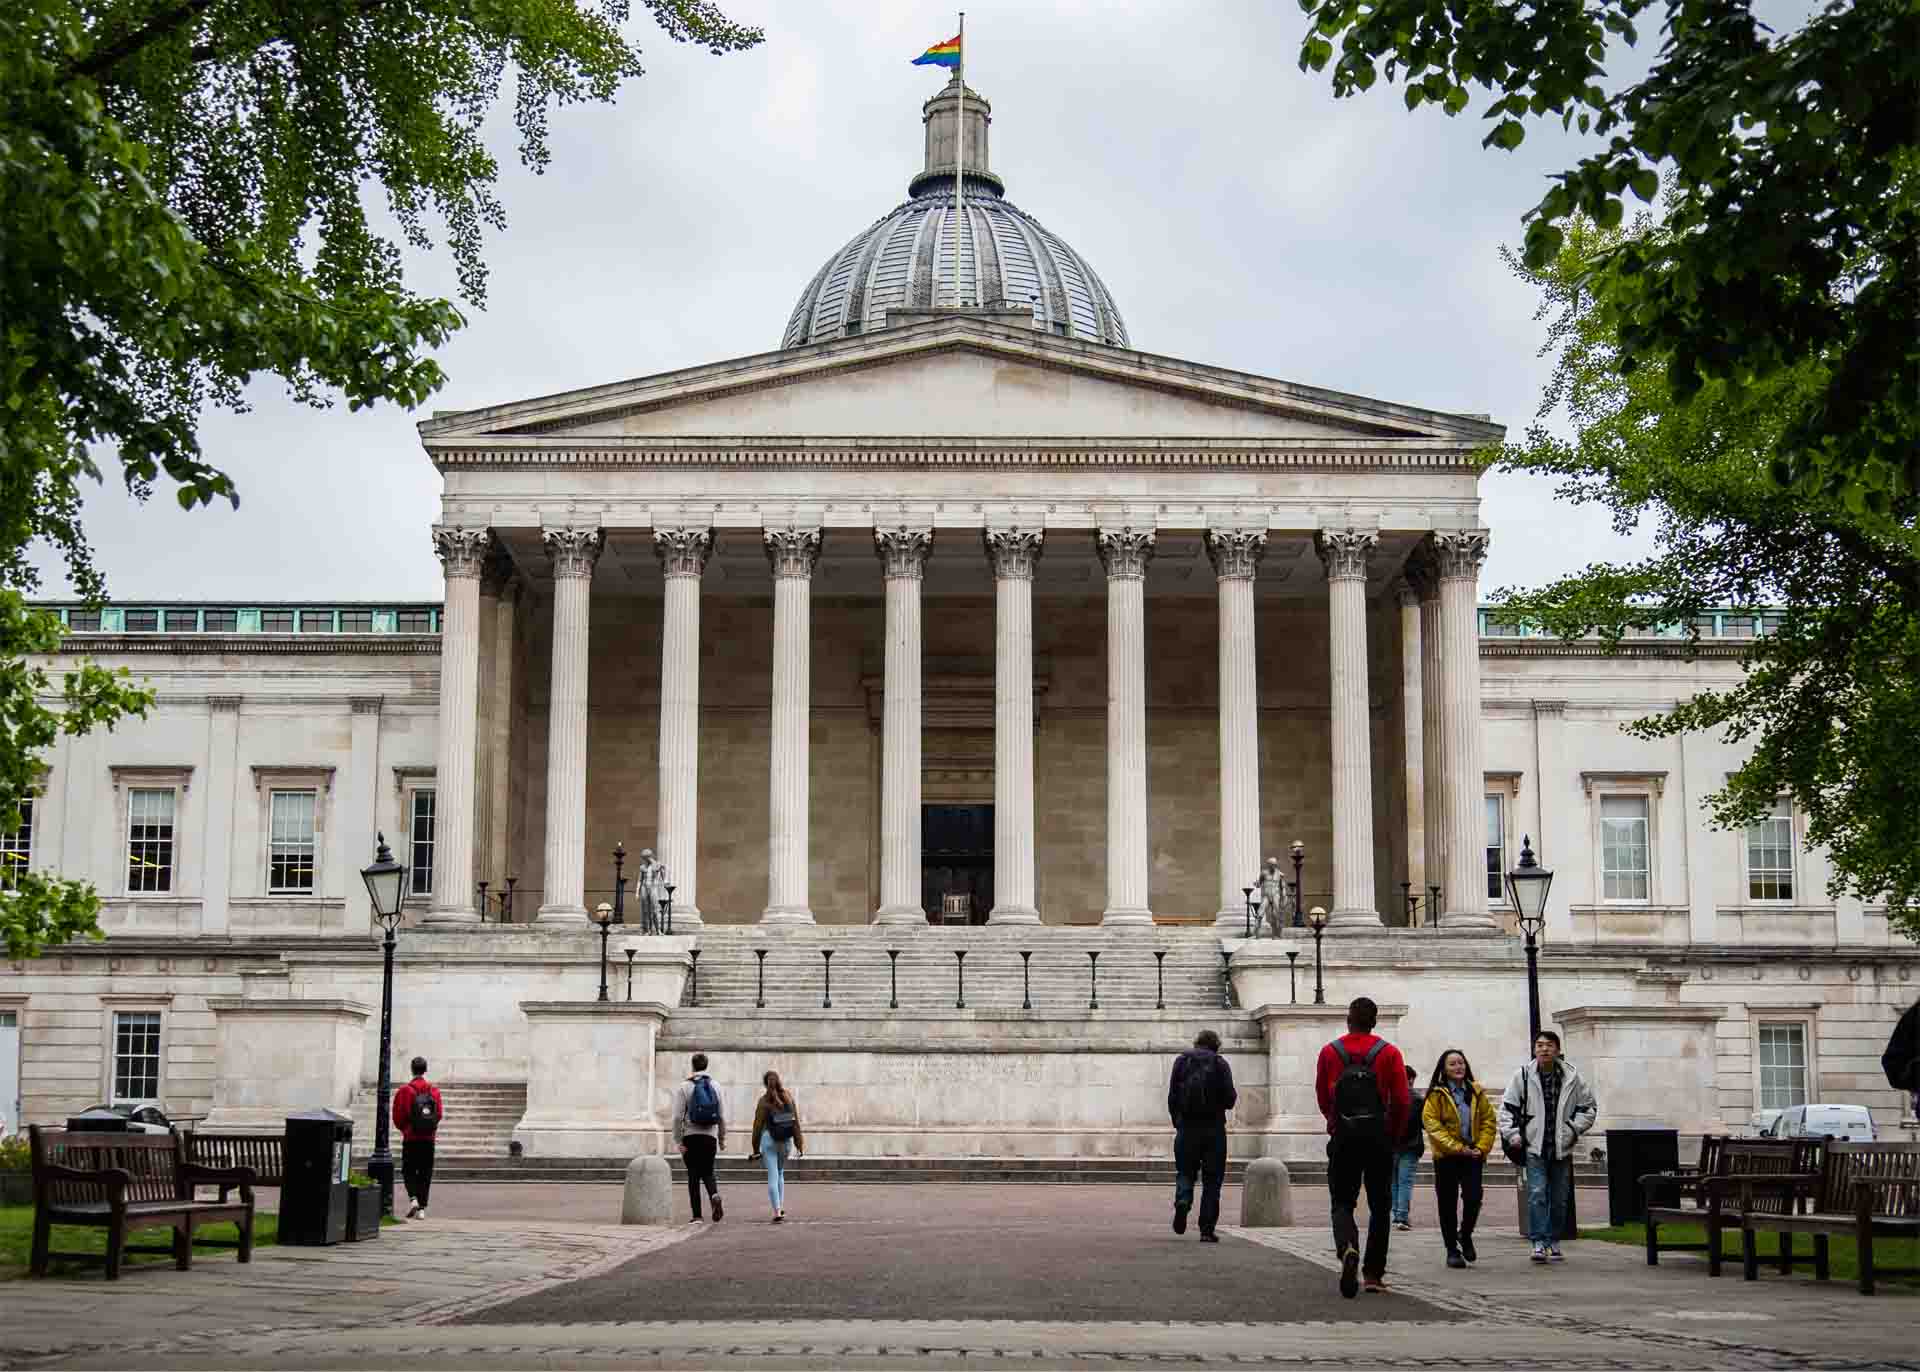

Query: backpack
[
  {"left": 1179, "top": 1052, "right": 1219, "bottom": 1120},
  {"left": 687, "top": 1075, "right": 722, "bottom": 1127},
  {"left": 407, "top": 1085, "right": 439, "bottom": 1134},
  {"left": 767, "top": 1106, "right": 797, "bottom": 1143},
  {"left": 1330, "top": 1039, "right": 1389, "bottom": 1145}
]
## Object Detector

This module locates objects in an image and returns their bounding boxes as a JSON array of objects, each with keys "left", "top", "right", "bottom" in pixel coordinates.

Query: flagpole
[{"left": 954, "top": 11, "right": 965, "bottom": 307}]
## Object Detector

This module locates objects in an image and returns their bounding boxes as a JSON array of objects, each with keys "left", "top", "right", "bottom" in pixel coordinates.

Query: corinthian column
[
  {"left": 1316, "top": 528, "right": 1381, "bottom": 928},
  {"left": 1098, "top": 527, "right": 1155, "bottom": 927},
  {"left": 874, "top": 527, "right": 932, "bottom": 925},
  {"left": 1207, "top": 528, "right": 1266, "bottom": 930},
  {"left": 655, "top": 528, "right": 712, "bottom": 929},
  {"left": 1436, "top": 530, "right": 1498, "bottom": 931},
  {"left": 1404, "top": 550, "right": 1445, "bottom": 916},
  {"left": 535, "top": 527, "right": 602, "bottom": 924},
  {"left": 425, "top": 526, "right": 489, "bottom": 926},
  {"left": 762, "top": 528, "right": 822, "bottom": 925},
  {"left": 986, "top": 528, "right": 1043, "bottom": 924}
]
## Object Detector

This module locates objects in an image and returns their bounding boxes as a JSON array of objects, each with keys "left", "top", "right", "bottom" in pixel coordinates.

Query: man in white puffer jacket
[{"left": 1500, "top": 1030, "right": 1598, "bottom": 1264}]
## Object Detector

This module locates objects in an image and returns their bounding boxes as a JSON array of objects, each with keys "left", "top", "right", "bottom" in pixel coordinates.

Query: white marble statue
[
  {"left": 634, "top": 848, "right": 661, "bottom": 932},
  {"left": 1257, "top": 857, "right": 1291, "bottom": 937}
]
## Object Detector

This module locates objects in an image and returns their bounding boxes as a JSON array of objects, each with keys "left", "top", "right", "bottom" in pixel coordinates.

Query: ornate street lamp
[
  {"left": 625, "top": 947, "right": 637, "bottom": 1002},
  {"left": 1286, "top": 949, "right": 1300, "bottom": 1005},
  {"left": 1505, "top": 835, "right": 1554, "bottom": 1046},
  {"left": 593, "top": 902, "right": 614, "bottom": 1002},
  {"left": 1308, "top": 906, "right": 1329, "bottom": 1005},
  {"left": 1243, "top": 885, "right": 1259, "bottom": 939},
  {"left": 1290, "top": 841, "right": 1305, "bottom": 927},
  {"left": 360, "top": 834, "right": 406, "bottom": 1218},
  {"left": 664, "top": 883, "right": 676, "bottom": 936},
  {"left": 612, "top": 842, "right": 627, "bottom": 925}
]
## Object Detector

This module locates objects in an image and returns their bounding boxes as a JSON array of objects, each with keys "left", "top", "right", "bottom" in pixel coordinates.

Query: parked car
[
  {"left": 1772, "top": 1103, "right": 1877, "bottom": 1142},
  {"left": 1747, "top": 1108, "right": 1786, "bottom": 1137},
  {"left": 80, "top": 1102, "right": 175, "bottom": 1134}
]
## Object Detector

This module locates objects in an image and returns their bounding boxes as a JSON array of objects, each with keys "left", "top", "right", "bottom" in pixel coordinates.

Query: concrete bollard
[
  {"left": 1239, "top": 1156, "right": 1293, "bottom": 1227},
  {"left": 621, "top": 1155, "right": 673, "bottom": 1226}
]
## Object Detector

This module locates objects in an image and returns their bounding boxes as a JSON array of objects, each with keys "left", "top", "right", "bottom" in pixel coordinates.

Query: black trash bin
[
  {"left": 281, "top": 1109, "right": 353, "bottom": 1246},
  {"left": 1605, "top": 1127, "right": 1681, "bottom": 1225},
  {"left": 66, "top": 1108, "right": 131, "bottom": 1133}
]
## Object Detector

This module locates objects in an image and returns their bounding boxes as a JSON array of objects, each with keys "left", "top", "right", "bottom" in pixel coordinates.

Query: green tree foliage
[
  {"left": 0, "top": 0, "right": 760, "bottom": 956},
  {"left": 1295, "top": 0, "right": 1918, "bottom": 538},
  {"left": 1487, "top": 215, "right": 1920, "bottom": 929}
]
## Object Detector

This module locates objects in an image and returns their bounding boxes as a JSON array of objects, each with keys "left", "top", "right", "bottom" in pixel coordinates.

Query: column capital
[
  {"left": 431, "top": 526, "right": 492, "bottom": 580},
  {"left": 765, "top": 528, "right": 823, "bottom": 579},
  {"left": 1205, "top": 528, "right": 1267, "bottom": 581},
  {"left": 1402, "top": 545, "right": 1441, "bottom": 601},
  {"left": 1314, "top": 528, "right": 1377, "bottom": 583},
  {"left": 654, "top": 527, "right": 715, "bottom": 579},
  {"left": 543, "top": 527, "right": 604, "bottom": 579},
  {"left": 874, "top": 527, "right": 933, "bottom": 580},
  {"left": 1096, "top": 527, "right": 1156, "bottom": 580},
  {"left": 984, "top": 527, "right": 1044, "bottom": 580},
  {"left": 1432, "top": 529, "right": 1491, "bottom": 580}
]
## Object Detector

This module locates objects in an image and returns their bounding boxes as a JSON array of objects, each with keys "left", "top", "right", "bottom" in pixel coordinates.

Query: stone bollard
[
  {"left": 621, "top": 1155, "right": 673, "bottom": 1226},
  {"left": 1239, "top": 1156, "right": 1293, "bottom": 1227}
]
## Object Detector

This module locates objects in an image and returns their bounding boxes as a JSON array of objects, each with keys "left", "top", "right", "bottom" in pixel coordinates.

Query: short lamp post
[
  {"left": 593, "top": 902, "right": 614, "bottom": 1002},
  {"left": 1307, "top": 906, "right": 1329, "bottom": 1005},
  {"left": 1505, "top": 836, "right": 1554, "bottom": 1047},
  {"left": 360, "top": 834, "right": 407, "bottom": 1218},
  {"left": 1243, "top": 885, "right": 1258, "bottom": 939},
  {"left": 1290, "top": 841, "right": 1305, "bottom": 927}
]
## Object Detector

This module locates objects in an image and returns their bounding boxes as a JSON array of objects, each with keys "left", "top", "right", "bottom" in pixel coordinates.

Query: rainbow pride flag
[{"left": 912, "top": 34, "right": 961, "bottom": 68}]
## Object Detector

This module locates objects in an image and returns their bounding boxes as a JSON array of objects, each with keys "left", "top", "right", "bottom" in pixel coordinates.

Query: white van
[
  {"left": 1773, "top": 1104, "right": 1878, "bottom": 1142},
  {"left": 1748, "top": 1108, "right": 1785, "bottom": 1138}
]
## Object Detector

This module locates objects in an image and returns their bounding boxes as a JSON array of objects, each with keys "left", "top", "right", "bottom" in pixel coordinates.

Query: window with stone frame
[
  {"left": 267, "top": 789, "right": 318, "bottom": 893},
  {"left": 1484, "top": 793, "right": 1505, "bottom": 901},
  {"left": 1746, "top": 796, "right": 1795, "bottom": 902},
  {"left": 1599, "top": 794, "right": 1651, "bottom": 903},
  {"left": 407, "top": 787, "right": 436, "bottom": 897},
  {"left": 0, "top": 796, "right": 31, "bottom": 889},
  {"left": 1757, "top": 1022, "right": 1810, "bottom": 1110},
  {"left": 111, "top": 1010, "right": 162, "bottom": 1103},
  {"left": 127, "top": 788, "right": 176, "bottom": 893}
]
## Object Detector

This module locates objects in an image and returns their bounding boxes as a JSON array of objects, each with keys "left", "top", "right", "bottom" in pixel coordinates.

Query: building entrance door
[{"left": 922, "top": 804, "right": 992, "bottom": 924}]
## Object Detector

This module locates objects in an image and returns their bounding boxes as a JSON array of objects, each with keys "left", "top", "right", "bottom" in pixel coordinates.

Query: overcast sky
[{"left": 46, "top": 0, "right": 1679, "bottom": 604}]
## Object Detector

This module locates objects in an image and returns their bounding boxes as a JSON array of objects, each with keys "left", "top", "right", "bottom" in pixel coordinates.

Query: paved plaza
[{"left": 3, "top": 1183, "right": 1915, "bottom": 1369}]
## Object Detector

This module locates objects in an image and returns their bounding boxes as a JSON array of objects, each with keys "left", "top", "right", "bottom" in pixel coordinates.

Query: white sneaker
[
  {"left": 1530, "top": 1242, "right": 1548, "bottom": 1263},
  {"left": 406, "top": 1201, "right": 421, "bottom": 1220},
  {"left": 415, "top": 1207, "right": 427, "bottom": 1220}
]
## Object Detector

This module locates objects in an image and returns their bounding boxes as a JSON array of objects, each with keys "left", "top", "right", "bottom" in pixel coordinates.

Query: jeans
[
  {"left": 1391, "top": 1149, "right": 1419, "bottom": 1223},
  {"left": 1525, "top": 1153, "right": 1572, "bottom": 1244},
  {"left": 1328, "top": 1138, "right": 1394, "bottom": 1278},
  {"left": 760, "top": 1134, "right": 787, "bottom": 1212},
  {"left": 1172, "top": 1124, "right": 1227, "bottom": 1236},
  {"left": 1433, "top": 1155, "right": 1484, "bottom": 1252},
  {"left": 684, "top": 1135, "right": 719, "bottom": 1217},
  {"left": 400, "top": 1138, "right": 435, "bottom": 1207}
]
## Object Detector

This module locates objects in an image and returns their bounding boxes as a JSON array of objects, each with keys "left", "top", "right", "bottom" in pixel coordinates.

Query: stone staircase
[{"left": 351, "top": 1081, "right": 525, "bottom": 1160}]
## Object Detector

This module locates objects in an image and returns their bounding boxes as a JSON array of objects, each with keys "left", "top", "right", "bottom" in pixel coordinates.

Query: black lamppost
[
  {"left": 503, "top": 875, "right": 518, "bottom": 924},
  {"left": 360, "top": 834, "right": 406, "bottom": 1218},
  {"left": 1087, "top": 950, "right": 1100, "bottom": 1010},
  {"left": 625, "top": 948, "right": 636, "bottom": 1001},
  {"left": 1154, "top": 949, "right": 1167, "bottom": 1010},
  {"left": 954, "top": 950, "right": 967, "bottom": 1009},
  {"left": 687, "top": 947, "right": 700, "bottom": 1006},
  {"left": 1290, "top": 841, "right": 1305, "bottom": 927},
  {"left": 888, "top": 948, "right": 901, "bottom": 1009},
  {"left": 755, "top": 947, "right": 769, "bottom": 1008},
  {"left": 1019, "top": 950, "right": 1033, "bottom": 1010},
  {"left": 477, "top": 880, "right": 489, "bottom": 923},
  {"left": 1286, "top": 949, "right": 1300, "bottom": 1004},
  {"left": 1308, "top": 906, "right": 1328, "bottom": 1005},
  {"left": 593, "top": 902, "right": 614, "bottom": 1001},
  {"left": 664, "top": 884, "right": 676, "bottom": 936},
  {"left": 1243, "top": 885, "right": 1258, "bottom": 939},
  {"left": 1504, "top": 835, "right": 1554, "bottom": 1047},
  {"left": 612, "top": 842, "right": 627, "bottom": 925},
  {"left": 821, "top": 948, "right": 834, "bottom": 1009},
  {"left": 1427, "top": 884, "right": 1442, "bottom": 931}
]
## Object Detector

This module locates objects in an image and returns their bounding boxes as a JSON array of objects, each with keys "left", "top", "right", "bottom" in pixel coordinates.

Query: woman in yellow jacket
[{"left": 1422, "top": 1048, "right": 1497, "bottom": 1269}]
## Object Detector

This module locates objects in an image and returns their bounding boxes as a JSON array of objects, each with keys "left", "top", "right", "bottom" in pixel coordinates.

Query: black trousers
[
  {"left": 401, "top": 1138, "right": 435, "bottom": 1207},
  {"left": 1433, "top": 1155, "right": 1484, "bottom": 1253},
  {"left": 1327, "top": 1137, "right": 1393, "bottom": 1278},
  {"left": 684, "top": 1135, "right": 719, "bottom": 1216},
  {"left": 1172, "top": 1123, "right": 1227, "bottom": 1236}
]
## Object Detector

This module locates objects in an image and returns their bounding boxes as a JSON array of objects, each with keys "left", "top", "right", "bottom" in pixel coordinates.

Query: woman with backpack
[
  {"left": 749, "top": 1069, "right": 804, "bottom": 1222},
  {"left": 1421, "top": 1048, "right": 1496, "bottom": 1269}
]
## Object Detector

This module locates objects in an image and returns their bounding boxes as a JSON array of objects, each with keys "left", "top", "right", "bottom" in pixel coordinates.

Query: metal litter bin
[
  {"left": 280, "top": 1108, "right": 353, "bottom": 1246},
  {"left": 1605, "top": 1127, "right": 1680, "bottom": 1226}
]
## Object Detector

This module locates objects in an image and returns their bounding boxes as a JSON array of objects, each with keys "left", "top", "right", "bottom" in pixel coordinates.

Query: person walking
[
  {"left": 1315, "top": 997, "right": 1410, "bottom": 1298},
  {"left": 1166, "top": 1028, "right": 1238, "bottom": 1242},
  {"left": 672, "top": 1052, "right": 727, "bottom": 1222},
  {"left": 1390, "top": 1065, "right": 1424, "bottom": 1232},
  {"left": 1423, "top": 1048, "right": 1495, "bottom": 1269},
  {"left": 391, "top": 1055, "right": 443, "bottom": 1220},
  {"left": 749, "top": 1069, "right": 804, "bottom": 1222},
  {"left": 1501, "top": 1030, "right": 1598, "bottom": 1263}
]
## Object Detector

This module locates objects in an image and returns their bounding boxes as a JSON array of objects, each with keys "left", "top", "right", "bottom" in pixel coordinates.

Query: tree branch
[{"left": 71, "top": 0, "right": 216, "bottom": 81}]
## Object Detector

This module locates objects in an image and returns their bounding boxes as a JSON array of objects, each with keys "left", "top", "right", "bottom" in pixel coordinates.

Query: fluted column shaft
[
  {"left": 987, "top": 529, "right": 1042, "bottom": 924},
  {"left": 763, "top": 529, "right": 821, "bottom": 924},
  {"left": 656, "top": 529, "right": 712, "bottom": 928},
  {"left": 1098, "top": 528, "right": 1154, "bottom": 926},
  {"left": 425, "top": 527, "right": 488, "bottom": 925},
  {"left": 1317, "top": 529, "right": 1381, "bottom": 927},
  {"left": 1437, "top": 531, "right": 1498, "bottom": 930},
  {"left": 1208, "top": 529, "right": 1265, "bottom": 929},
  {"left": 874, "top": 528, "right": 932, "bottom": 924},
  {"left": 536, "top": 528, "right": 602, "bottom": 923}
]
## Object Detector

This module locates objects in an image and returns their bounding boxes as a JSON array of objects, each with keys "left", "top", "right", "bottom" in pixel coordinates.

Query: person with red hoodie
[
  {"left": 391, "top": 1055, "right": 444, "bottom": 1220},
  {"left": 1315, "top": 997, "right": 1410, "bottom": 1299}
]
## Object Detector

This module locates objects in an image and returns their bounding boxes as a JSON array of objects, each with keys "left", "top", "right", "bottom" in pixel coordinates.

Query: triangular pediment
[{"left": 418, "top": 317, "right": 1501, "bottom": 450}]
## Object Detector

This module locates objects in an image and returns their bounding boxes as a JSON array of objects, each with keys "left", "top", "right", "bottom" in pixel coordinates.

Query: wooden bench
[
  {"left": 1642, "top": 1137, "right": 1817, "bottom": 1267},
  {"left": 183, "top": 1131, "right": 285, "bottom": 1197},
  {"left": 28, "top": 1125, "right": 257, "bottom": 1280},
  {"left": 1713, "top": 1140, "right": 1920, "bottom": 1294}
]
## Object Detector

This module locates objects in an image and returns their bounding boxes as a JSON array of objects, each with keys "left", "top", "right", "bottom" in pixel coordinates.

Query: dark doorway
[{"left": 922, "top": 804, "right": 993, "bottom": 924}]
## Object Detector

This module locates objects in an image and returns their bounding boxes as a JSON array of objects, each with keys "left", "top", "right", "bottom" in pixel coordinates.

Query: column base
[
  {"left": 760, "top": 906, "right": 816, "bottom": 926},
  {"left": 873, "top": 904, "right": 929, "bottom": 926},
  {"left": 421, "top": 906, "right": 480, "bottom": 927},
  {"left": 1214, "top": 908, "right": 1258, "bottom": 935},
  {"left": 535, "top": 904, "right": 590, "bottom": 925},
  {"left": 1438, "top": 910, "right": 1502, "bottom": 934},
  {"left": 1326, "top": 907, "right": 1384, "bottom": 929},
  {"left": 1100, "top": 906, "right": 1154, "bottom": 928},
  {"left": 988, "top": 905, "right": 1041, "bottom": 925},
  {"left": 665, "top": 904, "right": 704, "bottom": 931}
]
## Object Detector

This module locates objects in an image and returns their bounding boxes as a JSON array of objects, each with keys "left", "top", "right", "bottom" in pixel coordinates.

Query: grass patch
[
  {"left": 1589, "top": 1220, "right": 1920, "bottom": 1287},
  {"left": 0, "top": 1205, "right": 279, "bottom": 1280}
]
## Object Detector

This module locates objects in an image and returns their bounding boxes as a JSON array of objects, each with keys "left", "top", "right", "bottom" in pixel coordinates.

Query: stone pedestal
[
  {"left": 1240, "top": 1156, "right": 1293, "bottom": 1227},
  {"left": 201, "top": 998, "right": 371, "bottom": 1132},
  {"left": 514, "top": 997, "right": 684, "bottom": 1158},
  {"left": 1555, "top": 1003, "right": 1728, "bottom": 1136}
]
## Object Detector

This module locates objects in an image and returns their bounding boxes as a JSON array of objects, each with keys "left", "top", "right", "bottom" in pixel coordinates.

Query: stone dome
[{"left": 781, "top": 80, "right": 1130, "bottom": 350}]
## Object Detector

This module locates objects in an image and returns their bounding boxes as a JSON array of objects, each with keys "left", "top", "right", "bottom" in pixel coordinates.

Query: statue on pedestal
[
  {"left": 1257, "top": 857, "right": 1291, "bottom": 938},
  {"left": 635, "top": 848, "right": 661, "bottom": 933}
]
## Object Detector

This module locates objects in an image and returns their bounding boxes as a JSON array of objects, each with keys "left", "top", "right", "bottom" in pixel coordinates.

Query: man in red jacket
[
  {"left": 392, "top": 1055, "right": 444, "bottom": 1220},
  {"left": 1315, "top": 997, "right": 1410, "bottom": 1298}
]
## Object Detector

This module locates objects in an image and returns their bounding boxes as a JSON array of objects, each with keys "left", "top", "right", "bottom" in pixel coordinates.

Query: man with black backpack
[
  {"left": 1166, "top": 1028, "right": 1238, "bottom": 1242},
  {"left": 671, "top": 1052, "right": 727, "bottom": 1222},
  {"left": 392, "top": 1055, "right": 443, "bottom": 1220},
  {"left": 1314, "top": 998, "right": 1410, "bottom": 1298}
]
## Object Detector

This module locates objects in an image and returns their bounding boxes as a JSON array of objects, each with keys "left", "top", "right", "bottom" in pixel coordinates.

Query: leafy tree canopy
[{"left": 0, "top": 0, "right": 760, "bottom": 955}]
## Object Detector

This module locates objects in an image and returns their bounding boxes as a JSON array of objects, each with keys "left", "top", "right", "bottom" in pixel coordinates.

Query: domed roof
[{"left": 781, "top": 80, "right": 1129, "bottom": 351}]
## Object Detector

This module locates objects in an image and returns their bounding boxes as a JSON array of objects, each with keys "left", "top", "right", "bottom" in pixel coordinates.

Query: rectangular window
[
  {"left": 1484, "top": 793, "right": 1505, "bottom": 901},
  {"left": 394, "top": 609, "right": 434, "bottom": 633},
  {"left": 1758, "top": 1023, "right": 1809, "bottom": 1111},
  {"left": 260, "top": 610, "right": 294, "bottom": 633},
  {"left": 338, "top": 610, "right": 373, "bottom": 633},
  {"left": 298, "top": 609, "right": 334, "bottom": 633},
  {"left": 408, "top": 788, "right": 436, "bottom": 896},
  {"left": 0, "top": 796, "right": 31, "bottom": 889},
  {"left": 127, "top": 788, "right": 175, "bottom": 893},
  {"left": 111, "top": 1011, "right": 162, "bottom": 1103},
  {"left": 202, "top": 608, "right": 238, "bottom": 632},
  {"left": 123, "top": 609, "right": 158, "bottom": 632},
  {"left": 268, "top": 789, "right": 318, "bottom": 893},
  {"left": 68, "top": 609, "right": 102, "bottom": 631},
  {"left": 1747, "top": 797, "right": 1795, "bottom": 902},
  {"left": 1599, "top": 794, "right": 1651, "bottom": 902},
  {"left": 161, "top": 609, "right": 198, "bottom": 632}
]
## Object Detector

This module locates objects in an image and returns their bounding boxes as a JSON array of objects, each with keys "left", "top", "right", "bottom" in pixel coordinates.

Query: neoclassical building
[{"left": 4, "top": 81, "right": 1910, "bottom": 1160}]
